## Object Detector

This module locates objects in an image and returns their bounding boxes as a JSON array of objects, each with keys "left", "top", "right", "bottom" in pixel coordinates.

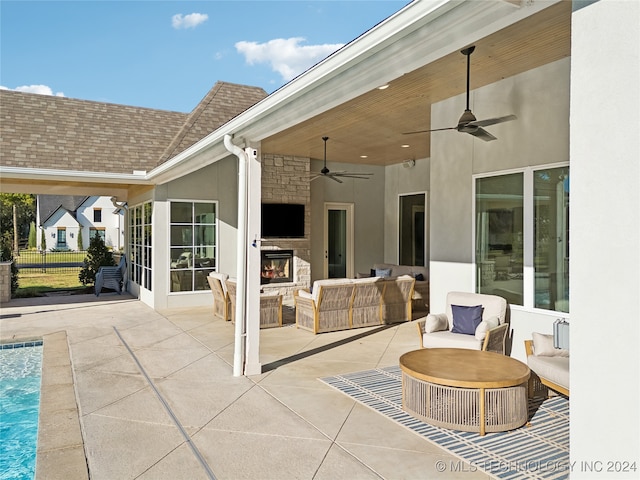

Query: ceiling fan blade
[
  {"left": 470, "top": 114, "right": 517, "bottom": 128},
  {"left": 467, "top": 127, "right": 497, "bottom": 141},
  {"left": 326, "top": 174, "right": 343, "bottom": 183},
  {"left": 403, "top": 126, "right": 456, "bottom": 135},
  {"left": 335, "top": 173, "right": 373, "bottom": 179}
]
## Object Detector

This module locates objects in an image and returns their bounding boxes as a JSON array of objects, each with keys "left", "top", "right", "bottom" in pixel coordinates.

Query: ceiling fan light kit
[
  {"left": 310, "top": 136, "right": 373, "bottom": 183},
  {"left": 403, "top": 45, "right": 517, "bottom": 141}
]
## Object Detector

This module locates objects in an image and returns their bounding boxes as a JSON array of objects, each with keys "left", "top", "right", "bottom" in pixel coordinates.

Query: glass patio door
[
  {"left": 399, "top": 193, "right": 426, "bottom": 266},
  {"left": 324, "top": 203, "right": 354, "bottom": 278}
]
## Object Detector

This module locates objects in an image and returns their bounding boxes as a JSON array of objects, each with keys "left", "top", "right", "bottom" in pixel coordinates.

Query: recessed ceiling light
[
  {"left": 377, "top": 84, "right": 389, "bottom": 90},
  {"left": 401, "top": 144, "right": 410, "bottom": 148},
  {"left": 360, "top": 155, "right": 368, "bottom": 158}
]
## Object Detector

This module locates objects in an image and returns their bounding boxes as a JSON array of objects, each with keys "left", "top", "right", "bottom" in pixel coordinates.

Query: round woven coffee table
[{"left": 399, "top": 348, "right": 530, "bottom": 435}]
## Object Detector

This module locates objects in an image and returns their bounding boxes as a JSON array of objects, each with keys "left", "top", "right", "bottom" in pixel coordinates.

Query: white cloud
[
  {"left": 172, "top": 13, "right": 208, "bottom": 29},
  {"left": 235, "top": 37, "right": 344, "bottom": 82},
  {"left": 0, "top": 85, "right": 64, "bottom": 97}
]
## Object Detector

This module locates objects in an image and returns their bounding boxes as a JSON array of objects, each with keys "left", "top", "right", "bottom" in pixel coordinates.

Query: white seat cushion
[
  {"left": 527, "top": 355, "right": 569, "bottom": 390},
  {"left": 310, "top": 278, "right": 354, "bottom": 303},
  {"left": 422, "top": 330, "right": 483, "bottom": 350},
  {"left": 209, "top": 272, "right": 229, "bottom": 295}
]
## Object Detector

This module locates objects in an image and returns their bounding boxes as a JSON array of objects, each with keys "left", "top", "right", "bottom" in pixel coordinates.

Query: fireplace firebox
[{"left": 261, "top": 250, "right": 294, "bottom": 284}]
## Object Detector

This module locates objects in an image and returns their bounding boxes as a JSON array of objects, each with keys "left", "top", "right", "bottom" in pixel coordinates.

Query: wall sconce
[
  {"left": 70, "top": 232, "right": 74, "bottom": 238},
  {"left": 402, "top": 159, "right": 416, "bottom": 169},
  {"left": 51, "top": 232, "right": 55, "bottom": 238}
]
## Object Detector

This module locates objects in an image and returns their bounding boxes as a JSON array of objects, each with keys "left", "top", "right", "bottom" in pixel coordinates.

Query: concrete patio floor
[{"left": 0, "top": 294, "right": 488, "bottom": 479}]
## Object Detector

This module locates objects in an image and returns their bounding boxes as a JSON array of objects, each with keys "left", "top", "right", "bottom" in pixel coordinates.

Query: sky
[{"left": 1, "top": 1, "right": 408, "bottom": 113}]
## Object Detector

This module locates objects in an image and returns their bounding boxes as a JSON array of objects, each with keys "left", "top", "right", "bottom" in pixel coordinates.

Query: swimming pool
[{"left": 0, "top": 341, "right": 43, "bottom": 480}]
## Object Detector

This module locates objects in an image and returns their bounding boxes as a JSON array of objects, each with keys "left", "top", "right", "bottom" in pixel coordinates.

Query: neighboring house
[
  {"left": 1, "top": 0, "right": 638, "bottom": 463},
  {"left": 37, "top": 195, "right": 124, "bottom": 251}
]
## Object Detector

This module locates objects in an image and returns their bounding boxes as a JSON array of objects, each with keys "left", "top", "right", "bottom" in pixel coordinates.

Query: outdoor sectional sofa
[{"left": 294, "top": 275, "right": 415, "bottom": 334}]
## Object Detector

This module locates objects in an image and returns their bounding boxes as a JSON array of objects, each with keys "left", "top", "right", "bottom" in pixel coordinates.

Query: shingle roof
[
  {"left": 159, "top": 82, "right": 268, "bottom": 163},
  {"left": 0, "top": 81, "right": 268, "bottom": 175},
  {"left": 38, "top": 194, "right": 88, "bottom": 225}
]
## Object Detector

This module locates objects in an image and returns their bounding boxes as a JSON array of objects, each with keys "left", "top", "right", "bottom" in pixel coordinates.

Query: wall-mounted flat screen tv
[{"left": 261, "top": 203, "right": 305, "bottom": 238}]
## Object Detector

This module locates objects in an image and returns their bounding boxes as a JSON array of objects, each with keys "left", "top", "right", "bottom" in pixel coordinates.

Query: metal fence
[{"left": 13, "top": 250, "right": 87, "bottom": 275}]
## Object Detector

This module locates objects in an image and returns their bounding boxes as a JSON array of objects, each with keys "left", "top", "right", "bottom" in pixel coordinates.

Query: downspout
[{"left": 224, "top": 134, "right": 248, "bottom": 377}]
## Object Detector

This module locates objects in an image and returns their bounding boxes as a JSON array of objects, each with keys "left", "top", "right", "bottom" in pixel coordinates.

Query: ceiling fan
[
  {"left": 404, "top": 46, "right": 516, "bottom": 141},
  {"left": 310, "top": 136, "right": 373, "bottom": 183}
]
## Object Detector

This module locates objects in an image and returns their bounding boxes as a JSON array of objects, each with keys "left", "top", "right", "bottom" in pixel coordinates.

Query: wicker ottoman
[{"left": 399, "top": 348, "right": 530, "bottom": 435}]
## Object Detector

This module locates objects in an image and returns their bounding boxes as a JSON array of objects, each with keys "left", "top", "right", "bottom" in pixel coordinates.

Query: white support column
[
  {"left": 244, "top": 146, "right": 262, "bottom": 375},
  {"left": 224, "top": 135, "right": 248, "bottom": 377}
]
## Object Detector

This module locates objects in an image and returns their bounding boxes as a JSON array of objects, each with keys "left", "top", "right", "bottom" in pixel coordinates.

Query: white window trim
[
  {"left": 397, "top": 191, "right": 428, "bottom": 266},
  {"left": 472, "top": 162, "right": 570, "bottom": 316},
  {"left": 168, "top": 199, "right": 219, "bottom": 295}
]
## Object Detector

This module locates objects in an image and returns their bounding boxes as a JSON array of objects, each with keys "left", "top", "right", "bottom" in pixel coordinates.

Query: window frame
[
  {"left": 168, "top": 200, "right": 218, "bottom": 294},
  {"left": 472, "top": 162, "right": 570, "bottom": 315},
  {"left": 56, "top": 228, "right": 66, "bottom": 247},
  {"left": 129, "top": 201, "right": 153, "bottom": 292}
]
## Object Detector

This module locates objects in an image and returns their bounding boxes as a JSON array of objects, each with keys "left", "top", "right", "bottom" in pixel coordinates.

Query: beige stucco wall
[
  {"left": 383, "top": 159, "right": 431, "bottom": 265},
  {"left": 429, "top": 57, "right": 571, "bottom": 361},
  {"left": 309, "top": 159, "right": 386, "bottom": 281},
  {"left": 569, "top": 0, "right": 639, "bottom": 467}
]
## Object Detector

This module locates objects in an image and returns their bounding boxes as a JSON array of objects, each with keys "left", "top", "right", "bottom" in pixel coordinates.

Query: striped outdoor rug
[{"left": 320, "top": 365, "right": 569, "bottom": 480}]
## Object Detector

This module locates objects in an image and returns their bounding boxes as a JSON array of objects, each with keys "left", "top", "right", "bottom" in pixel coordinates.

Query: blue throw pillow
[
  {"left": 451, "top": 304, "right": 483, "bottom": 335},
  {"left": 370, "top": 268, "right": 377, "bottom": 277},
  {"left": 375, "top": 268, "right": 392, "bottom": 278}
]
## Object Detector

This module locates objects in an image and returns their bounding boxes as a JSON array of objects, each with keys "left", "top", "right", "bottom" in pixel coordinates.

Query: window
[
  {"left": 169, "top": 201, "right": 217, "bottom": 293},
  {"left": 475, "top": 165, "right": 569, "bottom": 313},
  {"left": 399, "top": 193, "right": 426, "bottom": 266},
  {"left": 56, "top": 228, "right": 66, "bottom": 246},
  {"left": 93, "top": 208, "right": 102, "bottom": 223},
  {"left": 129, "top": 202, "right": 152, "bottom": 291},
  {"left": 89, "top": 228, "right": 106, "bottom": 242}
]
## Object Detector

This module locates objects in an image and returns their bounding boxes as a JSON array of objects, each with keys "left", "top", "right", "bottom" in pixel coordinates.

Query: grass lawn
[{"left": 15, "top": 271, "right": 91, "bottom": 298}]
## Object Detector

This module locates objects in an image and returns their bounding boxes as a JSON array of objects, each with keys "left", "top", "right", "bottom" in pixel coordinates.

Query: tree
[
  {"left": 0, "top": 194, "right": 36, "bottom": 252},
  {"left": 40, "top": 227, "right": 46, "bottom": 251},
  {"left": 28, "top": 222, "right": 37, "bottom": 249},
  {"left": 79, "top": 236, "right": 115, "bottom": 286},
  {"left": 77, "top": 225, "right": 84, "bottom": 251}
]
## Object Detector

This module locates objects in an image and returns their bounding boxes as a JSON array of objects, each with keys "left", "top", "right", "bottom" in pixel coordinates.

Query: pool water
[{"left": 0, "top": 342, "right": 43, "bottom": 480}]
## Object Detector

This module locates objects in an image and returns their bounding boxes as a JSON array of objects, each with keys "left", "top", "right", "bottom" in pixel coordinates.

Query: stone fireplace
[
  {"left": 261, "top": 250, "right": 294, "bottom": 284},
  {"left": 260, "top": 154, "right": 311, "bottom": 303}
]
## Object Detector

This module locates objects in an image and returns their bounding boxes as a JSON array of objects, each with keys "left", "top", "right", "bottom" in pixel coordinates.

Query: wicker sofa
[
  {"left": 524, "top": 334, "right": 569, "bottom": 397},
  {"left": 368, "top": 263, "right": 429, "bottom": 312},
  {"left": 294, "top": 275, "right": 415, "bottom": 334}
]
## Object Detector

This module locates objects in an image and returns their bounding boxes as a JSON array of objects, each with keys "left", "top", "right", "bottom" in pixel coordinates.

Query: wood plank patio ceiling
[{"left": 261, "top": 1, "right": 571, "bottom": 167}]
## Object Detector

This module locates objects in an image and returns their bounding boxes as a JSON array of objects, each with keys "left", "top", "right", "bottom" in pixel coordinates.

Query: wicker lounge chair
[
  {"left": 416, "top": 291, "right": 509, "bottom": 354},
  {"left": 207, "top": 272, "right": 231, "bottom": 321},
  {"left": 524, "top": 336, "right": 569, "bottom": 397},
  {"left": 225, "top": 279, "right": 283, "bottom": 328}
]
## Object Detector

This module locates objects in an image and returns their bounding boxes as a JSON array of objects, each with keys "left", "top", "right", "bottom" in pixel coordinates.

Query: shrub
[
  {"left": 77, "top": 227, "right": 84, "bottom": 251},
  {"left": 79, "top": 236, "right": 115, "bottom": 286},
  {"left": 0, "top": 232, "right": 19, "bottom": 295},
  {"left": 28, "top": 222, "right": 37, "bottom": 249}
]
